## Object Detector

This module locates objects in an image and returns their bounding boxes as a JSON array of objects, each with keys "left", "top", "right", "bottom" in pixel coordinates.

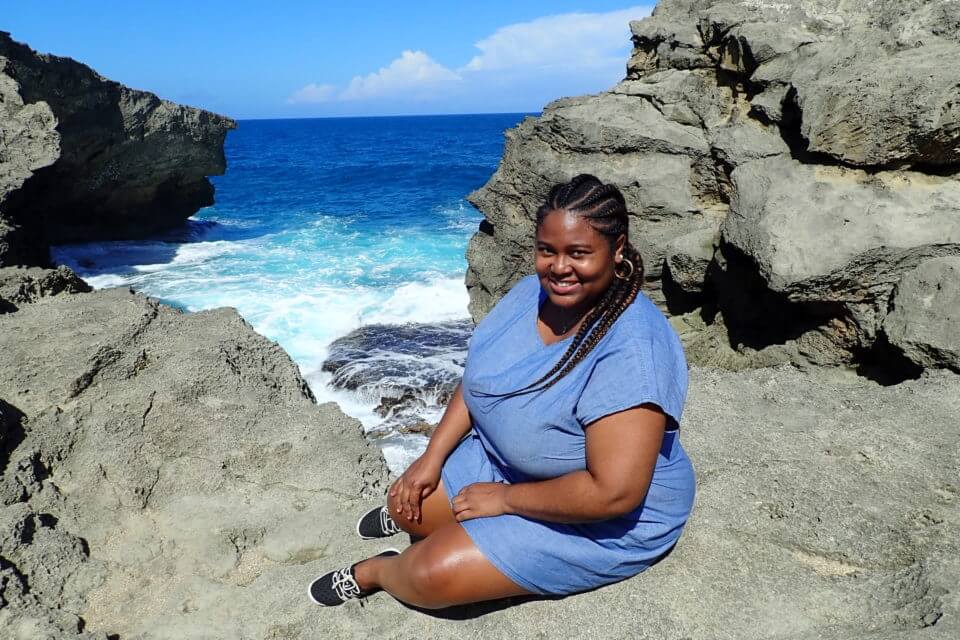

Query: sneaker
[
  {"left": 356, "top": 505, "right": 403, "bottom": 540},
  {"left": 307, "top": 549, "right": 400, "bottom": 606}
]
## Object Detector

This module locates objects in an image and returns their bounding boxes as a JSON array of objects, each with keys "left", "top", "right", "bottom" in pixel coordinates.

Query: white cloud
[
  {"left": 339, "top": 50, "right": 460, "bottom": 101},
  {"left": 462, "top": 5, "right": 653, "bottom": 72},
  {"left": 286, "top": 83, "right": 336, "bottom": 104},
  {"left": 286, "top": 5, "right": 654, "bottom": 110}
]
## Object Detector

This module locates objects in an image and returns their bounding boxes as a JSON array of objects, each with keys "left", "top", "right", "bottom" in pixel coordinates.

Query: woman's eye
[{"left": 572, "top": 251, "right": 586, "bottom": 258}]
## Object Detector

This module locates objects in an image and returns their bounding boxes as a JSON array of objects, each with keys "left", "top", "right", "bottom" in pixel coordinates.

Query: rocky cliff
[
  {"left": 466, "top": 0, "right": 960, "bottom": 377},
  {"left": 0, "top": 32, "right": 235, "bottom": 267}
]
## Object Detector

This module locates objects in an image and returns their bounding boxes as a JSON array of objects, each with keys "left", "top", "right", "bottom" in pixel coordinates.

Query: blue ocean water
[{"left": 53, "top": 113, "right": 530, "bottom": 469}]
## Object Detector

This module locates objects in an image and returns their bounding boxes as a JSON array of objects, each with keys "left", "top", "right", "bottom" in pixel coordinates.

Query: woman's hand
[
  {"left": 452, "top": 482, "right": 509, "bottom": 522},
  {"left": 389, "top": 453, "right": 442, "bottom": 523}
]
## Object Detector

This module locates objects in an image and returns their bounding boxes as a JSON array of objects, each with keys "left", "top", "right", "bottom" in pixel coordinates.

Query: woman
[{"left": 309, "top": 174, "right": 695, "bottom": 608}]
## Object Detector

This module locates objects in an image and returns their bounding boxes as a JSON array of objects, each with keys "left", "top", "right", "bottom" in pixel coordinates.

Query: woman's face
[{"left": 535, "top": 209, "right": 624, "bottom": 312}]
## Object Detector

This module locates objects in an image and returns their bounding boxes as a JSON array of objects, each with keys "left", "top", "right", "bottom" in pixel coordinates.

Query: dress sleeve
[{"left": 574, "top": 332, "right": 688, "bottom": 431}]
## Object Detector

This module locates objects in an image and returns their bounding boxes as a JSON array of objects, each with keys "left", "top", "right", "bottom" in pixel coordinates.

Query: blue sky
[{"left": 4, "top": 1, "right": 653, "bottom": 119}]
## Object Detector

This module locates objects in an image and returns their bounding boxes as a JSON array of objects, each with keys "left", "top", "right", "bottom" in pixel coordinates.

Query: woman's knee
[{"left": 401, "top": 552, "right": 456, "bottom": 609}]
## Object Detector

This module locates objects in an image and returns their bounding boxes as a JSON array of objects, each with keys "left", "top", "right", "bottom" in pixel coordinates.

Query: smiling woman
[{"left": 308, "top": 174, "right": 695, "bottom": 609}]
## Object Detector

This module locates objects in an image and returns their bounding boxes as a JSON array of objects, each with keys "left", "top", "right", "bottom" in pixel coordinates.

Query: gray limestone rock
[
  {"left": 755, "top": 33, "right": 960, "bottom": 167},
  {"left": 884, "top": 257, "right": 960, "bottom": 372},
  {"left": 0, "top": 286, "right": 389, "bottom": 636},
  {"left": 0, "top": 32, "right": 235, "bottom": 267},
  {"left": 0, "top": 265, "right": 91, "bottom": 312},
  {"left": 664, "top": 225, "right": 719, "bottom": 296},
  {"left": 723, "top": 156, "right": 960, "bottom": 302}
]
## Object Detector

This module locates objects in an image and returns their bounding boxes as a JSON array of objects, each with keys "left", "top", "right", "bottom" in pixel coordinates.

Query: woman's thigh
[
  {"left": 391, "top": 520, "right": 532, "bottom": 608},
  {"left": 387, "top": 479, "right": 456, "bottom": 539}
]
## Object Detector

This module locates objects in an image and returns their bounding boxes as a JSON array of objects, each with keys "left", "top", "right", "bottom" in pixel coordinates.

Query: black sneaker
[
  {"left": 307, "top": 549, "right": 400, "bottom": 606},
  {"left": 356, "top": 505, "right": 403, "bottom": 540}
]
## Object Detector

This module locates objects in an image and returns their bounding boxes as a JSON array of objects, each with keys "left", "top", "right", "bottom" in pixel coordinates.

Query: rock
[
  {"left": 754, "top": 34, "right": 960, "bottom": 167},
  {"left": 723, "top": 156, "right": 960, "bottom": 301},
  {"left": 883, "top": 257, "right": 960, "bottom": 372},
  {"left": 0, "top": 265, "right": 91, "bottom": 312},
  {"left": 707, "top": 119, "right": 789, "bottom": 168},
  {"left": 0, "top": 287, "right": 389, "bottom": 636},
  {"left": 663, "top": 225, "right": 718, "bottom": 297},
  {"left": 0, "top": 32, "right": 235, "bottom": 267},
  {"left": 322, "top": 320, "right": 467, "bottom": 398}
]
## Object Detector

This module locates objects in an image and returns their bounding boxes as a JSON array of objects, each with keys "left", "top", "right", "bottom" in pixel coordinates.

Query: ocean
[{"left": 52, "top": 113, "right": 531, "bottom": 471}]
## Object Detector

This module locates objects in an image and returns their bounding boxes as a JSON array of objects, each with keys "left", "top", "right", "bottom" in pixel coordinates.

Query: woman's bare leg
[
  {"left": 353, "top": 521, "right": 532, "bottom": 609},
  {"left": 387, "top": 479, "right": 456, "bottom": 539}
]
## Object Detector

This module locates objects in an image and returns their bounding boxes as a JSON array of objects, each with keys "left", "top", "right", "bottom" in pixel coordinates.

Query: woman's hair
[{"left": 477, "top": 174, "right": 645, "bottom": 400}]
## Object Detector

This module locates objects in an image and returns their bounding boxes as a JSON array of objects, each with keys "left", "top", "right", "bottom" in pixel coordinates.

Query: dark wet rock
[{"left": 323, "top": 320, "right": 469, "bottom": 398}]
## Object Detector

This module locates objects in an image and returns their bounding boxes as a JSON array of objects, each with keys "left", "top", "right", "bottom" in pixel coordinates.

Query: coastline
[{"left": 3, "top": 1, "right": 960, "bottom": 636}]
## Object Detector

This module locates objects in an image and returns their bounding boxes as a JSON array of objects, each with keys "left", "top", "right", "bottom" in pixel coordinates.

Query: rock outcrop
[
  {"left": 0, "top": 32, "right": 235, "bottom": 267},
  {"left": 1, "top": 270, "right": 958, "bottom": 638},
  {"left": 465, "top": 0, "right": 960, "bottom": 376}
]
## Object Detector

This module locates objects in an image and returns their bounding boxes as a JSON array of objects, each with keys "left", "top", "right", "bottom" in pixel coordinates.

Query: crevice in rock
[
  {"left": 0, "top": 399, "right": 27, "bottom": 475},
  {"left": 0, "top": 555, "right": 31, "bottom": 596},
  {"left": 855, "top": 333, "right": 924, "bottom": 386},
  {"left": 662, "top": 261, "right": 714, "bottom": 317},
  {"left": 772, "top": 87, "right": 960, "bottom": 177},
  {"left": 709, "top": 243, "right": 844, "bottom": 352},
  {"left": 68, "top": 346, "right": 123, "bottom": 398}
]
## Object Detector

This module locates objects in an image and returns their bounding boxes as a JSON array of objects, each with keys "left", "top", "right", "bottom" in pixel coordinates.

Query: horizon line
[{"left": 233, "top": 110, "right": 542, "bottom": 122}]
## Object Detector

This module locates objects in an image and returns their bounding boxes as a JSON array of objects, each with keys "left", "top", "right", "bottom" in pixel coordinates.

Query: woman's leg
[
  {"left": 386, "top": 479, "right": 456, "bottom": 539},
  {"left": 353, "top": 521, "right": 532, "bottom": 609}
]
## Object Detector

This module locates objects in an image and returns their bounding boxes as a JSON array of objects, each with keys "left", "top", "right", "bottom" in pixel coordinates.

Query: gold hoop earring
[{"left": 614, "top": 258, "right": 635, "bottom": 280}]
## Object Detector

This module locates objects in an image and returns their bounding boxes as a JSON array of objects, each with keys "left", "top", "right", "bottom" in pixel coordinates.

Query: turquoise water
[{"left": 53, "top": 114, "right": 529, "bottom": 468}]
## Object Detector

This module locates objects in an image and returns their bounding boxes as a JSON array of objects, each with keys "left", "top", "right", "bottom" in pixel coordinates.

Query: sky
[{"left": 4, "top": 1, "right": 653, "bottom": 119}]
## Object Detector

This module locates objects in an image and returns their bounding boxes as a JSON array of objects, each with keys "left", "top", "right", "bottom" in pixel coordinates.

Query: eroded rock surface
[
  {"left": 465, "top": 0, "right": 960, "bottom": 375},
  {"left": 0, "top": 32, "right": 235, "bottom": 267},
  {"left": 0, "top": 271, "right": 388, "bottom": 638},
  {"left": 0, "top": 269, "right": 958, "bottom": 638}
]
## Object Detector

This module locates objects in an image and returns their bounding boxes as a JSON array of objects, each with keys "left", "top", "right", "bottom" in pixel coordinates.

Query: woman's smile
[
  {"left": 535, "top": 209, "right": 623, "bottom": 315},
  {"left": 547, "top": 278, "right": 581, "bottom": 295}
]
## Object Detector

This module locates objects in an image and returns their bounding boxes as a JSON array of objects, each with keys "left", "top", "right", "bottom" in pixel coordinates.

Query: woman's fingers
[
  {"left": 397, "top": 479, "right": 411, "bottom": 519},
  {"left": 413, "top": 487, "right": 424, "bottom": 522}
]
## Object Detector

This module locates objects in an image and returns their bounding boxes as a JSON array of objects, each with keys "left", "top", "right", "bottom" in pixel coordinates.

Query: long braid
[{"left": 475, "top": 175, "right": 645, "bottom": 400}]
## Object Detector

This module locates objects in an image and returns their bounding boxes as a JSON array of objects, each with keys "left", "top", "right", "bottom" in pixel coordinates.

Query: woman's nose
[{"left": 551, "top": 255, "right": 572, "bottom": 274}]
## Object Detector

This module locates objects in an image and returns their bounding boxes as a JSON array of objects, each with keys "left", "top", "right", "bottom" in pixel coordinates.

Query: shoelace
[
  {"left": 330, "top": 567, "right": 363, "bottom": 601},
  {"left": 379, "top": 507, "right": 402, "bottom": 536}
]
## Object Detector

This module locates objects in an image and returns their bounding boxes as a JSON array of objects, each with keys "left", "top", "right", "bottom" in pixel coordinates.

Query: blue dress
[{"left": 441, "top": 274, "right": 696, "bottom": 595}]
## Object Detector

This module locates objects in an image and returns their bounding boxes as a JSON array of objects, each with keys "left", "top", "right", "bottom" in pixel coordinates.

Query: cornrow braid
[{"left": 475, "top": 175, "right": 645, "bottom": 401}]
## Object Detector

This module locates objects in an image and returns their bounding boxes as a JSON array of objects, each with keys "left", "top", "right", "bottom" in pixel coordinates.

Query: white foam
[{"left": 361, "top": 276, "right": 470, "bottom": 325}]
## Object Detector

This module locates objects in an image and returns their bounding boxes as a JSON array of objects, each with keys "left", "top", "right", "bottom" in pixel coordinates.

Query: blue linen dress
[{"left": 441, "top": 274, "right": 695, "bottom": 595}]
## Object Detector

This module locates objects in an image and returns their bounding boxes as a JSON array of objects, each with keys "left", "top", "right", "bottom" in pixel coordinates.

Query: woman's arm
[
  {"left": 451, "top": 404, "right": 665, "bottom": 524},
  {"left": 422, "top": 381, "right": 473, "bottom": 463},
  {"left": 391, "top": 381, "right": 473, "bottom": 522}
]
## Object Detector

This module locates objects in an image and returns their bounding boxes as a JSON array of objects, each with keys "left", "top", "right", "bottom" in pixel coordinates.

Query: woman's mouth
[{"left": 548, "top": 278, "right": 581, "bottom": 294}]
